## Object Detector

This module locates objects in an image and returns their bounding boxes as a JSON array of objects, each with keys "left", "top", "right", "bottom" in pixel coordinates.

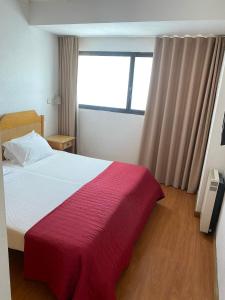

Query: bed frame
[{"left": 0, "top": 110, "right": 44, "bottom": 144}]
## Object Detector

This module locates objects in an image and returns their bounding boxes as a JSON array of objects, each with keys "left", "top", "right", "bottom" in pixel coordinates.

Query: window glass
[
  {"left": 77, "top": 55, "right": 130, "bottom": 109},
  {"left": 131, "top": 57, "right": 153, "bottom": 110}
]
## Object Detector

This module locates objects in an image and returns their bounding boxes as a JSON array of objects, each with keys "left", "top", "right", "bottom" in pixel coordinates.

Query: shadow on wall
[{"left": 17, "top": 0, "right": 29, "bottom": 22}]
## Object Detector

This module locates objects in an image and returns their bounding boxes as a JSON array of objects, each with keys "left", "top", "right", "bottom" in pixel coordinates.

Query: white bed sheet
[{"left": 3, "top": 151, "right": 112, "bottom": 251}]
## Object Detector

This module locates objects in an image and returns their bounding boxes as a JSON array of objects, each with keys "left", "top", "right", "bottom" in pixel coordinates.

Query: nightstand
[{"left": 46, "top": 135, "right": 75, "bottom": 153}]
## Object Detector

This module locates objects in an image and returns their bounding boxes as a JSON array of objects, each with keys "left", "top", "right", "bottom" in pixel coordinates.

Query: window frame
[{"left": 78, "top": 51, "right": 153, "bottom": 115}]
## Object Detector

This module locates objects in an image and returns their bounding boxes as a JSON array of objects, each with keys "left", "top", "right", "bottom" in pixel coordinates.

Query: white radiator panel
[{"left": 200, "top": 169, "right": 219, "bottom": 233}]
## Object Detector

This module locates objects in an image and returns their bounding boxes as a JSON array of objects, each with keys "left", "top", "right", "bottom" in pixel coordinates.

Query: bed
[{"left": 1, "top": 110, "right": 164, "bottom": 300}]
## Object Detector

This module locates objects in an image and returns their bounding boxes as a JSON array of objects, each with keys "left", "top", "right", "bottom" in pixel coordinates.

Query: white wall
[
  {"left": 217, "top": 199, "right": 225, "bottom": 300},
  {"left": 79, "top": 37, "right": 155, "bottom": 52},
  {"left": 195, "top": 55, "right": 225, "bottom": 300},
  {"left": 78, "top": 109, "right": 144, "bottom": 163},
  {"left": 0, "top": 0, "right": 59, "bottom": 137},
  {"left": 0, "top": 156, "right": 11, "bottom": 300},
  {"left": 77, "top": 37, "right": 154, "bottom": 163},
  {"left": 196, "top": 57, "right": 225, "bottom": 213},
  {"left": 29, "top": 0, "right": 225, "bottom": 25},
  {"left": 215, "top": 60, "right": 225, "bottom": 300}
]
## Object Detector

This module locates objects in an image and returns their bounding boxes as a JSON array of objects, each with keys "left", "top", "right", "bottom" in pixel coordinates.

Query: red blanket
[{"left": 24, "top": 162, "right": 164, "bottom": 300}]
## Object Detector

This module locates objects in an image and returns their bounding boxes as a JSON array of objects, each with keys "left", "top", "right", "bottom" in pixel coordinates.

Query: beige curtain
[
  {"left": 58, "top": 36, "right": 79, "bottom": 143},
  {"left": 139, "top": 36, "right": 225, "bottom": 193}
]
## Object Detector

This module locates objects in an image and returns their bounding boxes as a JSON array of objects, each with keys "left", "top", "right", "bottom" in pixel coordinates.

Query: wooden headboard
[{"left": 0, "top": 110, "right": 44, "bottom": 144}]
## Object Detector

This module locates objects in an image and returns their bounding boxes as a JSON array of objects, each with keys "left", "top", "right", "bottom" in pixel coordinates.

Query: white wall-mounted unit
[{"left": 200, "top": 169, "right": 225, "bottom": 234}]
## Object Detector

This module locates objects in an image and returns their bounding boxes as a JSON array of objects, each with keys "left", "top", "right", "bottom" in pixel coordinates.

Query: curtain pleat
[
  {"left": 139, "top": 36, "right": 225, "bottom": 193},
  {"left": 58, "top": 36, "right": 79, "bottom": 150}
]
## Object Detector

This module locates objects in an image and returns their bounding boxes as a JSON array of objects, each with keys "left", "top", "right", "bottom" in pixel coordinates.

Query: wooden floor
[{"left": 9, "top": 186, "right": 215, "bottom": 300}]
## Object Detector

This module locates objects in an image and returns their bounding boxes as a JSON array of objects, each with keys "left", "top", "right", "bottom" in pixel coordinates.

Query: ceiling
[
  {"left": 37, "top": 20, "right": 225, "bottom": 37},
  {"left": 29, "top": 0, "right": 225, "bottom": 37},
  {"left": 30, "top": 0, "right": 65, "bottom": 2}
]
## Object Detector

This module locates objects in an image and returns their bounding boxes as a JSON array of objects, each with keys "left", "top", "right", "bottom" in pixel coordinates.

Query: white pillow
[
  {"left": 3, "top": 131, "right": 36, "bottom": 162},
  {"left": 4, "top": 148, "right": 17, "bottom": 162},
  {"left": 3, "top": 131, "right": 54, "bottom": 166},
  {"left": 2, "top": 166, "right": 13, "bottom": 176}
]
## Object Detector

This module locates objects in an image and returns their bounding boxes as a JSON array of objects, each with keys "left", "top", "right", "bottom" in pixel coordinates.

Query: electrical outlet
[{"left": 47, "top": 97, "right": 52, "bottom": 104}]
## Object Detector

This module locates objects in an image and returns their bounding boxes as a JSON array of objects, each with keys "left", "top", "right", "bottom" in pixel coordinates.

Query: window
[{"left": 77, "top": 51, "right": 153, "bottom": 115}]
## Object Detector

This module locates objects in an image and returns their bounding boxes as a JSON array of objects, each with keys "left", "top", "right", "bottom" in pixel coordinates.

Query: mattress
[{"left": 3, "top": 151, "right": 111, "bottom": 251}]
